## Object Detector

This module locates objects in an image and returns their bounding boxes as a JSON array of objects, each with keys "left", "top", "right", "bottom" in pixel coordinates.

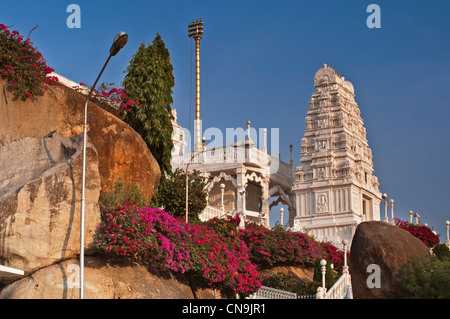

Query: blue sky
[{"left": 2, "top": 0, "right": 450, "bottom": 241}]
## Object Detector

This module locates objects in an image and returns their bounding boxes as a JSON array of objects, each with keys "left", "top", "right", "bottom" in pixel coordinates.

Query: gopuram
[{"left": 291, "top": 64, "right": 382, "bottom": 246}]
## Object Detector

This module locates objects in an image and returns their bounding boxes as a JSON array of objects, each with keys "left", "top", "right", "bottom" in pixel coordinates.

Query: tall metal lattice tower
[{"left": 188, "top": 18, "right": 204, "bottom": 152}]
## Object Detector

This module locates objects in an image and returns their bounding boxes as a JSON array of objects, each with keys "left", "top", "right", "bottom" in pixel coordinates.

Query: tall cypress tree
[{"left": 123, "top": 33, "right": 175, "bottom": 189}]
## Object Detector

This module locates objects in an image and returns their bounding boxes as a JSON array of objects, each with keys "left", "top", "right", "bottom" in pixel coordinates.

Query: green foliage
[
  {"left": 396, "top": 256, "right": 450, "bottom": 299},
  {"left": 298, "top": 281, "right": 320, "bottom": 296},
  {"left": 158, "top": 168, "right": 207, "bottom": 222},
  {"left": 122, "top": 33, "right": 175, "bottom": 180},
  {"left": 313, "top": 258, "right": 336, "bottom": 289},
  {"left": 262, "top": 271, "right": 297, "bottom": 293},
  {"left": 0, "top": 24, "right": 58, "bottom": 100},
  {"left": 99, "top": 177, "right": 149, "bottom": 211},
  {"left": 433, "top": 243, "right": 450, "bottom": 262}
]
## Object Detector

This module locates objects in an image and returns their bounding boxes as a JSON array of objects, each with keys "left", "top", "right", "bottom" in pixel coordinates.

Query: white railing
[
  {"left": 297, "top": 294, "right": 316, "bottom": 299},
  {"left": 172, "top": 145, "right": 294, "bottom": 184},
  {"left": 251, "top": 285, "right": 297, "bottom": 299},
  {"left": 316, "top": 239, "right": 353, "bottom": 299},
  {"left": 199, "top": 205, "right": 231, "bottom": 222},
  {"left": 172, "top": 146, "right": 268, "bottom": 167},
  {"left": 324, "top": 272, "right": 352, "bottom": 299}
]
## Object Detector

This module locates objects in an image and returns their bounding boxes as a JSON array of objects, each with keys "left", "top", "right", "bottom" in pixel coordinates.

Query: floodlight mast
[{"left": 188, "top": 18, "right": 204, "bottom": 153}]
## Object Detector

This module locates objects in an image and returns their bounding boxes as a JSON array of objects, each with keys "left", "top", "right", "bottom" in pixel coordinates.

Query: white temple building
[
  {"left": 291, "top": 65, "right": 382, "bottom": 246},
  {"left": 171, "top": 62, "right": 382, "bottom": 246},
  {"left": 171, "top": 120, "right": 295, "bottom": 228}
]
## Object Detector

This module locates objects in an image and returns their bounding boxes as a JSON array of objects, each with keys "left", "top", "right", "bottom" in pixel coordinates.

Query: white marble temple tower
[{"left": 292, "top": 64, "right": 382, "bottom": 246}]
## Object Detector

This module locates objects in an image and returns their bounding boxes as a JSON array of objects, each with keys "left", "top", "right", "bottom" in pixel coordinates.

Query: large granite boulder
[
  {"left": 0, "top": 77, "right": 164, "bottom": 297},
  {"left": 349, "top": 221, "right": 430, "bottom": 299},
  {"left": 0, "top": 256, "right": 195, "bottom": 299},
  {"left": 0, "top": 78, "right": 160, "bottom": 200},
  {"left": 0, "top": 134, "right": 101, "bottom": 285}
]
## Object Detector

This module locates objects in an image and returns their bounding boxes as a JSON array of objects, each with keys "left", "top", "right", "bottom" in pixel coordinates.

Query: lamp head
[{"left": 110, "top": 31, "right": 128, "bottom": 56}]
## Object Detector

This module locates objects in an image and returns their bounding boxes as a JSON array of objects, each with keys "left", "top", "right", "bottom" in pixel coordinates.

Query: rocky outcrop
[
  {"left": 0, "top": 134, "right": 101, "bottom": 285},
  {"left": 0, "top": 257, "right": 195, "bottom": 299},
  {"left": 0, "top": 79, "right": 160, "bottom": 200},
  {"left": 349, "top": 221, "right": 430, "bottom": 299}
]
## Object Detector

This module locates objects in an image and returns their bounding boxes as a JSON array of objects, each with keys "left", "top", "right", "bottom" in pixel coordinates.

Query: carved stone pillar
[
  {"left": 261, "top": 175, "right": 270, "bottom": 227},
  {"left": 235, "top": 167, "right": 247, "bottom": 228},
  {"left": 288, "top": 193, "right": 296, "bottom": 227}
]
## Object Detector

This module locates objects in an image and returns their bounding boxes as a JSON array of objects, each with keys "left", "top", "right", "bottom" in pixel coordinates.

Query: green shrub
[
  {"left": 262, "top": 271, "right": 296, "bottom": 293},
  {"left": 99, "top": 177, "right": 149, "bottom": 211},
  {"left": 313, "top": 258, "right": 336, "bottom": 289},
  {"left": 298, "top": 281, "right": 320, "bottom": 296},
  {"left": 396, "top": 256, "right": 450, "bottom": 299},
  {"left": 433, "top": 243, "right": 450, "bottom": 261},
  {"left": 158, "top": 168, "right": 207, "bottom": 222}
]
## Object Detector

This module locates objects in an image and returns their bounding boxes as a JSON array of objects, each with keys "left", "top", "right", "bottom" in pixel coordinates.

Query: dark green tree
[
  {"left": 395, "top": 256, "right": 450, "bottom": 298},
  {"left": 122, "top": 33, "right": 175, "bottom": 187},
  {"left": 158, "top": 168, "right": 207, "bottom": 222}
]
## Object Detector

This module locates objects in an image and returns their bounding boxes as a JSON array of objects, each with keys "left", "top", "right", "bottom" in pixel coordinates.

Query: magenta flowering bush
[
  {"left": 95, "top": 206, "right": 192, "bottom": 273},
  {"left": 395, "top": 218, "right": 440, "bottom": 248},
  {"left": 74, "top": 82, "right": 139, "bottom": 120},
  {"left": 95, "top": 204, "right": 347, "bottom": 296},
  {"left": 0, "top": 23, "right": 58, "bottom": 100},
  {"left": 238, "top": 221, "right": 328, "bottom": 268},
  {"left": 186, "top": 222, "right": 261, "bottom": 296},
  {"left": 95, "top": 205, "right": 261, "bottom": 297}
]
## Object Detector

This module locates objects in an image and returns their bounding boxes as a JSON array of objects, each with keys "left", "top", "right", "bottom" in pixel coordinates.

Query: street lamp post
[
  {"left": 185, "top": 137, "right": 206, "bottom": 223},
  {"left": 79, "top": 31, "right": 128, "bottom": 299}
]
